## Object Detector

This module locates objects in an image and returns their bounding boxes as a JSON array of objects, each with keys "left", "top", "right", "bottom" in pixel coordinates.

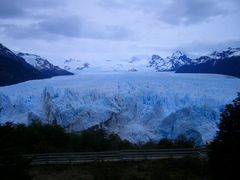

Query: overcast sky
[{"left": 0, "top": 0, "right": 240, "bottom": 63}]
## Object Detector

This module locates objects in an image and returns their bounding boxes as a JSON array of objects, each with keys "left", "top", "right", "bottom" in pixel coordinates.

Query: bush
[
  {"left": 174, "top": 134, "right": 195, "bottom": 148},
  {"left": 0, "top": 122, "right": 32, "bottom": 180},
  {"left": 0, "top": 121, "right": 197, "bottom": 179},
  {"left": 0, "top": 121, "right": 196, "bottom": 154},
  {"left": 0, "top": 121, "right": 136, "bottom": 154}
]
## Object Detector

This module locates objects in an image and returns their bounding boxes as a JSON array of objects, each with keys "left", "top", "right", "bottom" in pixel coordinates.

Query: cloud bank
[{"left": 0, "top": 0, "right": 239, "bottom": 62}]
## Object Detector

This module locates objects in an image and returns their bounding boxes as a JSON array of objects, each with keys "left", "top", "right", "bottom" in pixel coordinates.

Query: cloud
[
  {"left": 0, "top": 0, "right": 25, "bottom": 18},
  {"left": 39, "top": 16, "right": 82, "bottom": 38},
  {"left": 0, "top": 0, "right": 63, "bottom": 19},
  {"left": 158, "top": 0, "right": 224, "bottom": 25},
  {"left": 98, "top": 0, "right": 129, "bottom": 9},
  {"left": 99, "top": 0, "right": 227, "bottom": 26},
  {"left": 0, "top": 23, "right": 54, "bottom": 40},
  {"left": 0, "top": 0, "right": 239, "bottom": 62},
  {"left": 1, "top": 16, "right": 132, "bottom": 40},
  {"left": 176, "top": 39, "right": 240, "bottom": 54}
]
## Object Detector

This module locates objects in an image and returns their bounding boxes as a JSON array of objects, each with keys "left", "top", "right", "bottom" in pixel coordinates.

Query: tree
[
  {"left": 209, "top": 93, "right": 240, "bottom": 179},
  {"left": 0, "top": 122, "right": 32, "bottom": 180}
]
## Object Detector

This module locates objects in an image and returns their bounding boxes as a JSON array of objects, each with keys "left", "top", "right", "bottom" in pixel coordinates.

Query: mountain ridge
[
  {"left": 17, "top": 52, "right": 73, "bottom": 78},
  {"left": 176, "top": 47, "right": 240, "bottom": 77},
  {"left": 0, "top": 43, "right": 73, "bottom": 86},
  {"left": 61, "top": 47, "right": 240, "bottom": 77}
]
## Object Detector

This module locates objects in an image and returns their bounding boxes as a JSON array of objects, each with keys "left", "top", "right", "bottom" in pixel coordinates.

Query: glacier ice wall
[{"left": 0, "top": 72, "right": 240, "bottom": 143}]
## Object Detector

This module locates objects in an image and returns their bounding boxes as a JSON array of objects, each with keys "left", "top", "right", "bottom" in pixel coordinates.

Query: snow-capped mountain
[
  {"left": 1, "top": 72, "right": 240, "bottom": 143},
  {"left": 17, "top": 52, "right": 73, "bottom": 77},
  {"left": 209, "top": 47, "right": 240, "bottom": 60},
  {"left": 0, "top": 43, "right": 43, "bottom": 86},
  {"left": 0, "top": 43, "right": 73, "bottom": 86},
  {"left": 61, "top": 52, "right": 192, "bottom": 73},
  {"left": 61, "top": 48, "right": 240, "bottom": 74},
  {"left": 17, "top": 52, "right": 57, "bottom": 70},
  {"left": 148, "top": 51, "right": 192, "bottom": 71},
  {"left": 148, "top": 55, "right": 165, "bottom": 70},
  {"left": 63, "top": 59, "right": 91, "bottom": 72},
  {"left": 190, "top": 47, "right": 240, "bottom": 64},
  {"left": 166, "top": 51, "right": 192, "bottom": 70},
  {"left": 177, "top": 47, "right": 240, "bottom": 77},
  {"left": 62, "top": 58, "right": 152, "bottom": 73}
]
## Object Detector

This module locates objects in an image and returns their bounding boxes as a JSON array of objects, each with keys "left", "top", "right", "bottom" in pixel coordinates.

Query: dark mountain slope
[
  {"left": 0, "top": 43, "right": 73, "bottom": 86},
  {"left": 0, "top": 44, "right": 43, "bottom": 86},
  {"left": 176, "top": 56, "right": 240, "bottom": 77}
]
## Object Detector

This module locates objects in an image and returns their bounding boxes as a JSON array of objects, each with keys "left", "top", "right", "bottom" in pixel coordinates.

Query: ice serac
[{"left": 0, "top": 72, "right": 240, "bottom": 144}]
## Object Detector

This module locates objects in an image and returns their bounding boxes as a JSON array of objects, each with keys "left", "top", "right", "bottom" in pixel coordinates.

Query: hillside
[
  {"left": 0, "top": 44, "right": 43, "bottom": 86},
  {"left": 176, "top": 56, "right": 240, "bottom": 77},
  {"left": 0, "top": 43, "right": 73, "bottom": 86}
]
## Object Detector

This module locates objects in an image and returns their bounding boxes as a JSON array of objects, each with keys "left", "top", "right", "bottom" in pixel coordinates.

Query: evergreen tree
[{"left": 209, "top": 93, "right": 240, "bottom": 179}]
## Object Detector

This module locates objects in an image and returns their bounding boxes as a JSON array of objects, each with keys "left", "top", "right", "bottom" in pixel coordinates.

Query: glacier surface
[{"left": 0, "top": 72, "right": 240, "bottom": 143}]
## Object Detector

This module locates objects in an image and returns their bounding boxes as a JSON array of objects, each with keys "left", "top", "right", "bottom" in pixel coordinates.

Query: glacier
[{"left": 0, "top": 72, "right": 240, "bottom": 144}]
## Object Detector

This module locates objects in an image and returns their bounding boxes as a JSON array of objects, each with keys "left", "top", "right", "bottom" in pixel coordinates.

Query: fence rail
[{"left": 24, "top": 147, "right": 208, "bottom": 165}]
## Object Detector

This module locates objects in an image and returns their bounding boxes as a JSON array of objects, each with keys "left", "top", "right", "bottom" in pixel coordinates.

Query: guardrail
[{"left": 24, "top": 147, "right": 208, "bottom": 165}]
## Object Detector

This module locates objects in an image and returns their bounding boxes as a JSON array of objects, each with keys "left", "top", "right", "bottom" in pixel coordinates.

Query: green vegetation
[
  {"left": 208, "top": 93, "right": 240, "bottom": 179},
  {"left": 0, "top": 120, "right": 196, "bottom": 180},
  {"left": 0, "top": 120, "right": 196, "bottom": 154}
]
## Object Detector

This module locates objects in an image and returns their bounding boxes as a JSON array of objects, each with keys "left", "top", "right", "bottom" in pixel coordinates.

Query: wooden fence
[{"left": 24, "top": 147, "right": 208, "bottom": 165}]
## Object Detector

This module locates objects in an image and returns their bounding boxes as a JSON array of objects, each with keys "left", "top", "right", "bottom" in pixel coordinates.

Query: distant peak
[
  {"left": 0, "top": 43, "right": 17, "bottom": 57},
  {"left": 172, "top": 50, "right": 184, "bottom": 58},
  {"left": 226, "top": 47, "right": 240, "bottom": 52},
  {"left": 208, "top": 47, "right": 240, "bottom": 60},
  {"left": 64, "top": 58, "right": 82, "bottom": 63},
  {"left": 0, "top": 43, "right": 7, "bottom": 50},
  {"left": 219, "top": 47, "right": 240, "bottom": 52},
  {"left": 152, "top": 54, "right": 163, "bottom": 59}
]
